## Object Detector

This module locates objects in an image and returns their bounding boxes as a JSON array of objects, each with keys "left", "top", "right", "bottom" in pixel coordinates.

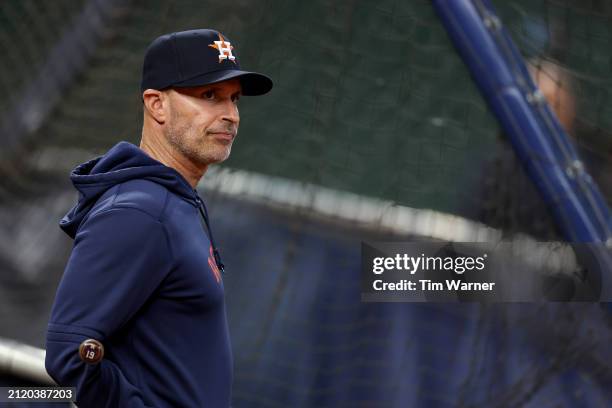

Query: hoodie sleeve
[{"left": 45, "top": 206, "right": 173, "bottom": 408}]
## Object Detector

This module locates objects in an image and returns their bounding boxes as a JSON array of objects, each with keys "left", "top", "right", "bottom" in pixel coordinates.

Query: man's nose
[{"left": 221, "top": 100, "right": 239, "bottom": 124}]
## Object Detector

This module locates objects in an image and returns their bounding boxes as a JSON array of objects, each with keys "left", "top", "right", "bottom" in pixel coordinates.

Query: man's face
[{"left": 163, "top": 79, "right": 241, "bottom": 167}]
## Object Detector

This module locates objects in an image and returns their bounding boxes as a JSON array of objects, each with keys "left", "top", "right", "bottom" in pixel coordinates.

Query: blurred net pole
[
  {"left": 432, "top": 0, "right": 612, "bottom": 274},
  {"left": 0, "top": 337, "right": 53, "bottom": 385}
]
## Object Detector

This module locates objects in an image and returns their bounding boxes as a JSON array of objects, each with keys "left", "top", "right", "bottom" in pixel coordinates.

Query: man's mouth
[{"left": 208, "top": 131, "right": 235, "bottom": 141}]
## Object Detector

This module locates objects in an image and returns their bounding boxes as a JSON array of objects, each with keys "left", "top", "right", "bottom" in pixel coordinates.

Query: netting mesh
[
  {"left": 479, "top": 0, "right": 612, "bottom": 240},
  {"left": 0, "top": 0, "right": 87, "bottom": 116},
  {"left": 0, "top": 0, "right": 611, "bottom": 406},
  {"left": 3, "top": 0, "right": 498, "bottom": 215}
]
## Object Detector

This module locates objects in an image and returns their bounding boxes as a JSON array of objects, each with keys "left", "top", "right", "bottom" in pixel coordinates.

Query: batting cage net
[{"left": 1, "top": 0, "right": 611, "bottom": 407}]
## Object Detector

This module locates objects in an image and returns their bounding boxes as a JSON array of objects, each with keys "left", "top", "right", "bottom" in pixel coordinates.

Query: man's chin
[{"left": 198, "top": 148, "right": 231, "bottom": 166}]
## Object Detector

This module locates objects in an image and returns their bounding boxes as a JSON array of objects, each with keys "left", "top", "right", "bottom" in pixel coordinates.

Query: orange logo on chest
[{"left": 208, "top": 246, "right": 222, "bottom": 283}]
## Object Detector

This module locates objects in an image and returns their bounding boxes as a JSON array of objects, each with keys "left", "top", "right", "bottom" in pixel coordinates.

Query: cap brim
[{"left": 172, "top": 69, "right": 273, "bottom": 96}]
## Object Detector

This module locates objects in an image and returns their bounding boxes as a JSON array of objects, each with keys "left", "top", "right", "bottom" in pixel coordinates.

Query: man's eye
[
  {"left": 232, "top": 95, "right": 241, "bottom": 103},
  {"left": 202, "top": 90, "right": 214, "bottom": 99}
]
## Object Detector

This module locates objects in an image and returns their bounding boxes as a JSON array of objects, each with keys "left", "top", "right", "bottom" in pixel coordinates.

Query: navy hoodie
[{"left": 45, "top": 141, "right": 232, "bottom": 407}]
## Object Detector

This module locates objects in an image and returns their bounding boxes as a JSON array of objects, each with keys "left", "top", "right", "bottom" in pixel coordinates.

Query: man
[{"left": 45, "top": 29, "right": 272, "bottom": 407}]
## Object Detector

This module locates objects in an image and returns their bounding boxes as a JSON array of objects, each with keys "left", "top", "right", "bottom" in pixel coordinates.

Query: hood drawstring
[{"left": 195, "top": 195, "right": 225, "bottom": 274}]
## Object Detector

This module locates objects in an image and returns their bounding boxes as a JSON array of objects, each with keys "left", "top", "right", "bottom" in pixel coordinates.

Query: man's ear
[{"left": 142, "top": 89, "right": 167, "bottom": 123}]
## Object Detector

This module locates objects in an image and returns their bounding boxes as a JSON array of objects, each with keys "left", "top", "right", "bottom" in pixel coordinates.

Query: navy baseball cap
[{"left": 141, "top": 29, "right": 273, "bottom": 96}]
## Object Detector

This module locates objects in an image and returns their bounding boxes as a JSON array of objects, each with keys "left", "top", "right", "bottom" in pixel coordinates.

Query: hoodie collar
[{"left": 60, "top": 141, "right": 198, "bottom": 238}]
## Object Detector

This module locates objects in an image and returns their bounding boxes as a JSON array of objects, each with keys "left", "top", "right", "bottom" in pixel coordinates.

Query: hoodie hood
[{"left": 60, "top": 141, "right": 197, "bottom": 238}]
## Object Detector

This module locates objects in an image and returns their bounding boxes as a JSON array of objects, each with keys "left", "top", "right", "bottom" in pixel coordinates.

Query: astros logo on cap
[{"left": 208, "top": 33, "right": 236, "bottom": 64}]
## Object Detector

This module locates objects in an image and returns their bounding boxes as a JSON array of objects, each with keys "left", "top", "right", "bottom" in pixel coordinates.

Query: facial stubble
[{"left": 165, "top": 104, "right": 233, "bottom": 168}]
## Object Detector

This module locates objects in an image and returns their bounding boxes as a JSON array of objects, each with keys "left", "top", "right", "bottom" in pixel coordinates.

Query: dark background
[{"left": 1, "top": 0, "right": 611, "bottom": 406}]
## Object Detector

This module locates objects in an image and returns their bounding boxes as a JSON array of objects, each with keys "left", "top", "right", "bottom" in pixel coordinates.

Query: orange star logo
[{"left": 208, "top": 33, "right": 236, "bottom": 64}]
